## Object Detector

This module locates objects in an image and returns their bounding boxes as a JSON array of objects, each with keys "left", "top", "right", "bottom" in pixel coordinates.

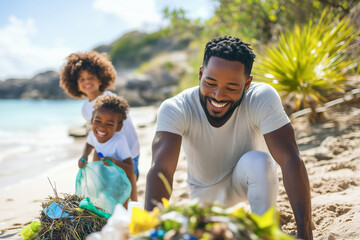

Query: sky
[{"left": 0, "top": 0, "right": 216, "bottom": 81}]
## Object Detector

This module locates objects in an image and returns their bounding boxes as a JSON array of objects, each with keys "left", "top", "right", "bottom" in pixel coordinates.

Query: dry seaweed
[{"left": 35, "top": 193, "right": 108, "bottom": 240}]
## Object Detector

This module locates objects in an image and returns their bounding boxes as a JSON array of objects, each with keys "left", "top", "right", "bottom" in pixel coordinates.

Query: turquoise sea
[
  {"left": 0, "top": 99, "right": 157, "bottom": 190},
  {"left": 0, "top": 99, "right": 87, "bottom": 189}
]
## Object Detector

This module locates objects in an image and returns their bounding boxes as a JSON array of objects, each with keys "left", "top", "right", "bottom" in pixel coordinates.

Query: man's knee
[
  {"left": 232, "top": 151, "right": 279, "bottom": 214},
  {"left": 236, "top": 151, "right": 276, "bottom": 180}
]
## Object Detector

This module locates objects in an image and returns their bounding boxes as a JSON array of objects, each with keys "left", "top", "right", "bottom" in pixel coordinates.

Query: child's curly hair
[
  {"left": 59, "top": 51, "right": 116, "bottom": 98},
  {"left": 93, "top": 95, "right": 129, "bottom": 122}
]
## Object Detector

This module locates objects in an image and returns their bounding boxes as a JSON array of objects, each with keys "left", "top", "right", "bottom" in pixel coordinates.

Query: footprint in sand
[{"left": 327, "top": 203, "right": 353, "bottom": 217}]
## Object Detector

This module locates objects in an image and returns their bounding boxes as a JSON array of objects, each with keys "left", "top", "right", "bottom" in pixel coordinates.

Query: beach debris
[
  {"left": 80, "top": 197, "right": 111, "bottom": 219},
  {"left": 21, "top": 221, "right": 40, "bottom": 240},
  {"left": 86, "top": 204, "right": 132, "bottom": 240},
  {"left": 33, "top": 193, "right": 108, "bottom": 240},
  {"left": 128, "top": 199, "right": 294, "bottom": 240},
  {"left": 43, "top": 202, "right": 72, "bottom": 219},
  {"left": 87, "top": 198, "right": 295, "bottom": 240}
]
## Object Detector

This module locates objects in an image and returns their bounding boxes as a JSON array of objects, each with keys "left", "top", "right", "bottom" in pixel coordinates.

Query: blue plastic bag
[
  {"left": 75, "top": 160, "right": 131, "bottom": 214},
  {"left": 43, "top": 202, "right": 72, "bottom": 219}
]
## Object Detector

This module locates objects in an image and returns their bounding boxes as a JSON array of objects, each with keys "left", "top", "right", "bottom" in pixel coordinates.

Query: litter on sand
[{"left": 29, "top": 193, "right": 108, "bottom": 240}]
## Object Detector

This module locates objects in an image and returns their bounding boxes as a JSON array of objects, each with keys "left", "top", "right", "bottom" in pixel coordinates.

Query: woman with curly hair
[{"left": 59, "top": 51, "right": 140, "bottom": 179}]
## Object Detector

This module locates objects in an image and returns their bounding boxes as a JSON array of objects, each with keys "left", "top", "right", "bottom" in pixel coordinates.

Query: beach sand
[{"left": 1, "top": 98, "right": 359, "bottom": 239}]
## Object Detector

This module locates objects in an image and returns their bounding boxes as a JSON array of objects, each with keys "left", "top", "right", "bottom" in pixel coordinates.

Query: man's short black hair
[{"left": 203, "top": 36, "right": 256, "bottom": 77}]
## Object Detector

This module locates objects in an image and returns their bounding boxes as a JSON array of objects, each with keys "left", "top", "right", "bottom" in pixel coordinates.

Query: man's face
[
  {"left": 91, "top": 107, "right": 122, "bottom": 143},
  {"left": 199, "top": 56, "right": 252, "bottom": 125}
]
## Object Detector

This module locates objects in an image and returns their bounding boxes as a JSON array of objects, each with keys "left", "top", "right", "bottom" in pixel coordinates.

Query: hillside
[
  {"left": 95, "top": 30, "right": 196, "bottom": 70},
  {"left": 0, "top": 29, "right": 197, "bottom": 106}
]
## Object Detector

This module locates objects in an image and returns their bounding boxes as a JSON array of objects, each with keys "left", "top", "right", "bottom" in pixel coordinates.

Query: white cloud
[
  {"left": 92, "top": 0, "right": 162, "bottom": 31},
  {"left": 0, "top": 15, "right": 74, "bottom": 80}
]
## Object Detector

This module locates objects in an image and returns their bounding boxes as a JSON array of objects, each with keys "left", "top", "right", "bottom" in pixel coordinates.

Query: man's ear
[
  {"left": 198, "top": 65, "right": 203, "bottom": 82},
  {"left": 245, "top": 75, "right": 253, "bottom": 90},
  {"left": 116, "top": 121, "right": 123, "bottom": 132}
]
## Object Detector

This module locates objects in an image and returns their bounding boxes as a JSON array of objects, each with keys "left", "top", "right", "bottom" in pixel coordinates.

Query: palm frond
[{"left": 253, "top": 8, "right": 359, "bottom": 115}]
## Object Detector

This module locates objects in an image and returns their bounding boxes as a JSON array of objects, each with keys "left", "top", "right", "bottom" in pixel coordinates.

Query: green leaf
[
  {"left": 249, "top": 206, "right": 277, "bottom": 229},
  {"left": 253, "top": 8, "right": 359, "bottom": 118}
]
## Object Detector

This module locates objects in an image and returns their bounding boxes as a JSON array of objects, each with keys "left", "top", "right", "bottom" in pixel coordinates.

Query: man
[{"left": 145, "top": 36, "right": 313, "bottom": 239}]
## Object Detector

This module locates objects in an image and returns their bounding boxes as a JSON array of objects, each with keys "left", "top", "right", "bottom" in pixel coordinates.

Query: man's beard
[{"left": 199, "top": 89, "right": 245, "bottom": 124}]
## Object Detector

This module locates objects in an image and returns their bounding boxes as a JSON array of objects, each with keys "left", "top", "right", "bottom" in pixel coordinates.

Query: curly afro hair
[
  {"left": 59, "top": 51, "right": 116, "bottom": 98},
  {"left": 203, "top": 36, "right": 256, "bottom": 77},
  {"left": 93, "top": 95, "right": 129, "bottom": 122}
]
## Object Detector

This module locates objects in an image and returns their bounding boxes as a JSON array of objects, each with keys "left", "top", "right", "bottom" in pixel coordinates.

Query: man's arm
[
  {"left": 145, "top": 131, "right": 182, "bottom": 211},
  {"left": 264, "top": 123, "right": 313, "bottom": 240}
]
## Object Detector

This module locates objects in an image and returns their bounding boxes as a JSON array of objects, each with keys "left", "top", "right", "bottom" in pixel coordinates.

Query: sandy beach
[{"left": 1, "top": 97, "right": 360, "bottom": 239}]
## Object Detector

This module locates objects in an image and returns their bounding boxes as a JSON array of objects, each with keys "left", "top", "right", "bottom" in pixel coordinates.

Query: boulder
[{"left": 0, "top": 71, "right": 68, "bottom": 99}]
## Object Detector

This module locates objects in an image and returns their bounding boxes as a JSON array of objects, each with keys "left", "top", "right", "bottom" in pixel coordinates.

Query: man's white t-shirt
[
  {"left": 156, "top": 82, "right": 290, "bottom": 189},
  {"left": 82, "top": 91, "right": 140, "bottom": 159},
  {"left": 87, "top": 130, "right": 132, "bottom": 162}
]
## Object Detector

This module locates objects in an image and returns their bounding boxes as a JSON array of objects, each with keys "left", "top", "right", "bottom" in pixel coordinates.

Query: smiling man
[{"left": 145, "top": 36, "right": 313, "bottom": 239}]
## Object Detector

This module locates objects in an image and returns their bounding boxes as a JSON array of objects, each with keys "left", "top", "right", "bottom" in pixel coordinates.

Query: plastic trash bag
[
  {"left": 43, "top": 202, "right": 72, "bottom": 219},
  {"left": 79, "top": 197, "right": 111, "bottom": 219},
  {"left": 86, "top": 204, "right": 130, "bottom": 240},
  {"left": 75, "top": 160, "right": 131, "bottom": 214},
  {"left": 86, "top": 201, "right": 142, "bottom": 240}
]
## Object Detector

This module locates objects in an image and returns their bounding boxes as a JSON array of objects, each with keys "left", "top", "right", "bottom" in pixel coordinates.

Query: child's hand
[
  {"left": 102, "top": 156, "right": 114, "bottom": 166},
  {"left": 78, "top": 157, "right": 87, "bottom": 168}
]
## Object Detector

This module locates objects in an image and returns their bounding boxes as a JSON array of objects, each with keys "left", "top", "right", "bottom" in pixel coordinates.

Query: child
[
  {"left": 59, "top": 51, "right": 140, "bottom": 179},
  {"left": 79, "top": 94, "right": 137, "bottom": 202}
]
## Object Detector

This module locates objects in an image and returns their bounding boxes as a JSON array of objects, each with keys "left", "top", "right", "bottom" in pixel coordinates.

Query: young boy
[{"left": 79, "top": 94, "right": 137, "bottom": 202}]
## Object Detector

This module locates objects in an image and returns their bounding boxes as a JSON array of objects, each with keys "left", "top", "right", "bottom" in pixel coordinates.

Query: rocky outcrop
[
  {"left": 0, "top": 51, "right": 189, "bottom": 106},
  {"left": 116, "top": 66, "right": 182, "bottom": 106},
  {"left": 0, "top": 71, "right": 68, "bottom": 99},
  {"left": 0, "top": 65, "right": 185, "bottom": 106}
]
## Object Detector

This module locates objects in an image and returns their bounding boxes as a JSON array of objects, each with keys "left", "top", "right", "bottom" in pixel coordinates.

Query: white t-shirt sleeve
[
  {"left": 156, "top": 97, "right": 186, "bottom": 136},
  {"left": 249, "top": 84, "right": 290, "bottom": 134}
]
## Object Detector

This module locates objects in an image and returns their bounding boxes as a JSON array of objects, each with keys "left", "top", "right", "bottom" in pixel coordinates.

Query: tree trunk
[{"left": 308, "top": 102, "right": 327, "bottom": 123}]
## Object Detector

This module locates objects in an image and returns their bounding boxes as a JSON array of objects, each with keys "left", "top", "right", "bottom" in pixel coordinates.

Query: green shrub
[{"left": 254, "top": 9, "right": 359, "bottom": 121}]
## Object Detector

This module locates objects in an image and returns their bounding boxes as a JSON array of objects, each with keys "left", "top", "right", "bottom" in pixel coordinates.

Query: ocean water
[
  {"left": 0, "top": 99, "right": 88, "bottom": 189},
  {"left": 0, "top": 99, "right": 158, "bottom": 190}
]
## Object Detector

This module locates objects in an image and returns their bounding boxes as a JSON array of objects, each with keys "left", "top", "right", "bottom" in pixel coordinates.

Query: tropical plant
[
  {"left": 253, "top": 9, "right": 359, "bottom": 122},
  {"left": 209, "top": 0, "right": 358, "bottom": 44}
]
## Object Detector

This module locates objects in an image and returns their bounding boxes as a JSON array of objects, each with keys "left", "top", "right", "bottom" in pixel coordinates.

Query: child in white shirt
[
  {"left": 59, "top": 51, "right": 140, "bottom": 179},
  {"left": 79, "top": 94, "right": 137, "bottom": 202}
]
